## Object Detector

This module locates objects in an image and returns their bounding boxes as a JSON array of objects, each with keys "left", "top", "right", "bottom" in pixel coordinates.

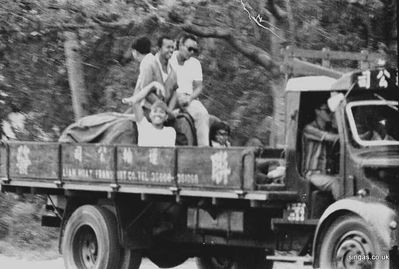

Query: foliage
[
  {"left": 292, "top": 0, "right": 396, "bottom": 52},
  {"left": 0, "top": 193, "right": 58, "bottom": 257}
]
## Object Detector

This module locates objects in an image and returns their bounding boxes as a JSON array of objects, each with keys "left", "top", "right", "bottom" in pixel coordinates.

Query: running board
[
  {"left": 266, "top": 255, "right": 312, "bottom": 268},
  {"left": 271, "top": 218, "right": 319, "bottom": 231}
]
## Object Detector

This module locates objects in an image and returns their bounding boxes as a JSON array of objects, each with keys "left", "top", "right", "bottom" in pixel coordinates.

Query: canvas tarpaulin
[
  {"left": 58, "top": 112, "right": 197, "bottom": 146},
  {"left": 59, "top": 113, "right": 138, "bottom": 144}
]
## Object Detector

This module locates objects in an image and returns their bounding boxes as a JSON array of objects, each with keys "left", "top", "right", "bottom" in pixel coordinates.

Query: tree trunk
[
  {"left": 268, "top": 15, "right": 286, "bottom": 147},
  {"left": 64, "top": 31, "right": 89, "bottom": 120},
  {"left": 285, "top": 0, "right": 295, "bottom": 45}
]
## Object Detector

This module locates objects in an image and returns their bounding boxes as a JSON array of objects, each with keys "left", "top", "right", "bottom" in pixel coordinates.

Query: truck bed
[{"left": 0, "top": 142, "right": 298, "bottom": 203}]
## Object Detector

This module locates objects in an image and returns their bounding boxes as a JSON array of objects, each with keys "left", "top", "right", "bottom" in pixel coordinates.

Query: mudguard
[{"left": 312, "top": 196, "right": 399, "bottom": 267}]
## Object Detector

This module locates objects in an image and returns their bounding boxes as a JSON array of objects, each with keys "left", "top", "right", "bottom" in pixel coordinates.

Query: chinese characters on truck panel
[
  {"left": 211, "top": 151, "right": 231, "bottom": 185},
  {"left": 16, "top": 145, "right": 31, "bottom": 175}
]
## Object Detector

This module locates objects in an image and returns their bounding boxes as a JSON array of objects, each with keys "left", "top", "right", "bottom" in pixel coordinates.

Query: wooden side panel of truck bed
[{"left": 0, "top": 142, "right": 298, "bottom": 201}]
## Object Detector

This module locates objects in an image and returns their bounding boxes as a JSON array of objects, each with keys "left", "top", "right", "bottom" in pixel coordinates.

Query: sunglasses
[{"left": 188, "top": 47, "right": 199, "bottom": 53}]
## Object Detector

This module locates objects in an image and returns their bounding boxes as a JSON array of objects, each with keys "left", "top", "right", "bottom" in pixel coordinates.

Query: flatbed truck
[{"left": 1, "top": 67, "right": 398, "bottom": 269}]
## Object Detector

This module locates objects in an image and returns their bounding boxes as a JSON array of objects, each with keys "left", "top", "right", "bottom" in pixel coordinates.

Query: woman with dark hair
[{"left": 209, "top": 121, "right": 231, "bottom": 147}]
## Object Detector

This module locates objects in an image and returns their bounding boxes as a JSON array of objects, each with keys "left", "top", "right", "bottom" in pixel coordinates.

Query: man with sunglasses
[
  {"left": 302, "top": 101, "right": 340, "bottom": 200},
  {"left": 169, "top": 34, "right": 210, "bottom": 146}
]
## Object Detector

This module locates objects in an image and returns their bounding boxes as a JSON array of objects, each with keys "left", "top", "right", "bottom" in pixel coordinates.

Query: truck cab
[{"left": 281, "top": 67, "right": 398, "bottom": 269}]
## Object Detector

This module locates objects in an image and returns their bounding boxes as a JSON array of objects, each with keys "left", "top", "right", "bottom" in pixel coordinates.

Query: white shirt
[
  {"left": 169, "top": 51, "right": 202, "bottom": 95},
  {"left": 137, "top": 117, "right": 176, "bottom": 147}
]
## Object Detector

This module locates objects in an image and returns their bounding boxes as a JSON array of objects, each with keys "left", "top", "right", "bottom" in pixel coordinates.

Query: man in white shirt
[{"left": 169, "top": 34, "right": 210, "bottom": 146}]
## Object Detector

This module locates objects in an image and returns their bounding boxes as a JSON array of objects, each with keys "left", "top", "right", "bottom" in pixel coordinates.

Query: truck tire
[
  {"left": 148, "top": 251, "right": 188, "bottom": 268},
  {"left": 196, "top": 250, "right": 273, "bottom": 269},
  {"left": 319, "top": 215, "right": 390, "bottom": 269},
  {"left": 62, "top": 205, "right": 121, "bottom": 269}
]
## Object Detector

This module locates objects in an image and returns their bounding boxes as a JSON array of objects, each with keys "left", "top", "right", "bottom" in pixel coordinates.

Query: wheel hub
[
  {"left": 335, "top": 232, "right": 373, "bottom": 269},
  {"left": 74, "top": 226, "right": 98, "bottom": 269}
]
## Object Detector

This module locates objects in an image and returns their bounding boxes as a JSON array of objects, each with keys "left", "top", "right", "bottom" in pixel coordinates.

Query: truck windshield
[{"left": 346, "top": 100, "right": 399, "bottom": 147}]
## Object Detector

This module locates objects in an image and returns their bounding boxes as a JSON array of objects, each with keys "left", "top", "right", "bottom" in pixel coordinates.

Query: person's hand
[
  {"left": 267, "top": 166, "right": 286, "bottom": 179},
  {"left": 151, "top": 81, "right": 165, "bottom": 98},
  {"left": 172, "top": 109, "right": 180, "bottom": 117},
  {"left": 177, "top": 94, "right": 191, "bottom": 107},
  {"left": 166, "top": 109, "right": 179, "bottom": 120},
  {"left": 122, "top": 96, "right": 134, "bottom": 105}
]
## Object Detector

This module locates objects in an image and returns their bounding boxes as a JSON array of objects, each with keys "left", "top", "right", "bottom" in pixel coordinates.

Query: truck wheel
[
  {"left": 62, "top": 205, "right": 121, "bottom": 269},
  {"left": 196, "top": 251, "right": 273, "bottom": 269},
  {"left": 319, "top": 215, "right": 389, "bottom": 269},
  {"left": 148, "top": 251, "right": 188, "bottom": 268}
]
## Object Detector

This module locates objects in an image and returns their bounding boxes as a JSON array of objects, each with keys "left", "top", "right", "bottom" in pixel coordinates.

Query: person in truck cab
[
  {"left": 302, "top": 101, "right": 340, "bottom": 200},
  {"left": 123, "top": 81, "right": 176, "bottom": 147},
  {"left": 359, "top": 115, "right": 396, "bottom": 141}
]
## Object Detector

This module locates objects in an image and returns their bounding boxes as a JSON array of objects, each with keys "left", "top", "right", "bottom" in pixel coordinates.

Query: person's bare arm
[
  {"left": 303, "top": 124, "right": 339, "bottom": 142},
  {"left": 123, "top": 82, "right": 164, "bottom": 121},
  {"left": 134, "top": 58, "right": 162, "bottom": 104},
  {"left": 168, "top": 92, "right": 177, "bottom": 110}
]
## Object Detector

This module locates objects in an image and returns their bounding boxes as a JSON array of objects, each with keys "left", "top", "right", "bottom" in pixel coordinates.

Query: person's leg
[
  {"left": 308, "top": 173, "right": 340, "bottom": 200},
  {"left": 185, "top": 100, "right": 210, "bottom": 146}
]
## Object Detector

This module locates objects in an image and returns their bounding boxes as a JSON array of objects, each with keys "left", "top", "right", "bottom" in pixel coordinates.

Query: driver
[
  {"left": 359, "top": 115, "right": 395, "bottom": 141},
  {"left": 302, "top": 101, "right": 340, "bottom": 200}
]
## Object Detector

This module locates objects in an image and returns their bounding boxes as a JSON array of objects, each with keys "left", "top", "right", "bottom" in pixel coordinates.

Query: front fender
[{"left": 312, "top": 197, "right": 399, "bottom": 267}]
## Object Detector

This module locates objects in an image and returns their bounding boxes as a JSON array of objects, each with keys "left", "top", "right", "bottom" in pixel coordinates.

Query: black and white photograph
[{"left": 0, "top": 0, "right": 397, "bottom": 268}]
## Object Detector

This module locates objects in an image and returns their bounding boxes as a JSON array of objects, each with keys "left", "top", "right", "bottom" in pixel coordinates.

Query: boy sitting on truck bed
[{"left": 123, "top": 81, "right": 176, "bottom": 147}]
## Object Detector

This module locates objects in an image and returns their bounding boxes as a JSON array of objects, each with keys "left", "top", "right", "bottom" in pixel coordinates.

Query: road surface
[{"left": 0, "top": 255, "right": 310, "bottom": 269}]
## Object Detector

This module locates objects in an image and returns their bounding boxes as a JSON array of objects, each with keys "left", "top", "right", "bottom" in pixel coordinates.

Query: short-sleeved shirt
[
  {"left": 137, "top": 117, "right": 176, "bottom": 147},
  {"left": 169, "top": 51, "right": 202, "bottom": 95},
  {"left": 139, "top": 53, "right": 155, "bottom": 74},
  {"left": 135, "top": 54, "right": 156, "bottom": 95},
  {"left": 133, "top": 53, "right": 177, "bottom": 106},
  {"left": 302, "top": 121, "right": 338, "bottom": 174}
]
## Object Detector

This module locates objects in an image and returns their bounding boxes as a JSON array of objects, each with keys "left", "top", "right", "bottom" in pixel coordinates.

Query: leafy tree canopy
[{"left": 0, "top": 0, "right": 396, "bottom": 144}]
